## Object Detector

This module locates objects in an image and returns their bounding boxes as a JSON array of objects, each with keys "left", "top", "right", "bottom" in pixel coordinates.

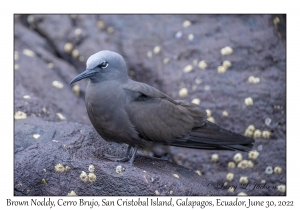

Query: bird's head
[{"left": 69, "top": 50, "right": 128, "bottom": 85}]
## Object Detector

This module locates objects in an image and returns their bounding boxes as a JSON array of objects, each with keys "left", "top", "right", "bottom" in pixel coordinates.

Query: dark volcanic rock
[
  {"left": 14, "top": 14, "right": 286, "bottom": 196},
  {"left": 14, "top": 117, "right": 216, "bottom": 196}
]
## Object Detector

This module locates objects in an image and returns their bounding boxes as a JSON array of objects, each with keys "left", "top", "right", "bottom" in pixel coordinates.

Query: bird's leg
[
  {"left": 128, "top": 146, "right": 138, "bottom": 165},
  {"left": 102, "top": 145, "right": 132, "bottom": 162}
]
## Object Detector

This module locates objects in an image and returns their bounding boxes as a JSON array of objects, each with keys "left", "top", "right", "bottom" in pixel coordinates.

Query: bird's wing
[{"left": 123, "top": 81, "right": 207, "bottom": 142}]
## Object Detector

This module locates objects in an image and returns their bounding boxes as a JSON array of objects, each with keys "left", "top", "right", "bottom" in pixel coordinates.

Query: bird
[{"left": 70, "top": 50, "right": 254, "bottom": 165}]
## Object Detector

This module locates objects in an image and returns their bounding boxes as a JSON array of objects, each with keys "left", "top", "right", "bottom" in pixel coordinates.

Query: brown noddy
[{"left": 70, "top": 50, "right": 254, "bottom": 165}]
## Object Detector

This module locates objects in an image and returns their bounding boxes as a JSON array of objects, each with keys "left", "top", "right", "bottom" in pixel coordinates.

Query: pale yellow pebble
[
  {"left": 217, "top": 66, "right": 227, "bottom": 73},
  {"left": 277, "top": 185, "right": 286, "bottom": 193},
  {"left": 56, "top": 113, "right": 66, "bottom": 120},
  {"left": 253, "top": 129, "right": 262, "bottom": 139},
  {"left": 237, "top": 192, "right": 247, "bottom": 196},
  {"left": 23, "top": 49, "right": 35, "bottom": 57},
  {"left": 55, "top": 164, "right": 65, "bottom": 173},
  {"left": 198, "top": 60, "right": 207, "bottom": 70},
  {"left": 47, "top": 63, "right": 54, "bottom": 69},
  {"left": 52, "top": 81, "right": 64, "bottom": 89},
  {"left": 97, "top": 20, "right": 105, "bottom": 29},
  {"left": 237, "top": 160, "right": 249, "bottom": 169},
  {"left": 248, "top": 150, "right": 259, "bottom": 160},
  {"left": 195, "top": 170, "right": 202, "bottom": 176},
  {"left": 72, "top": 84, "right": 80, "bottom": 96},
  {"left": 41, "top": 179, "right": 47, "bottom": 185},
  {"left": 274, "top": 166, "right": 282, "bottom": 174},
  {"left": 188, "top": 34, "right": 194, "bottom": 41},
  {"left": 33, "top": 134, "right": 40, "bottom": 139},
  {"left": 207, "top": 117, "right": 215, "bottom": 123},
  {"left": 88, "top": 173, "right": 97, "bottom": 183},
  {"left": 226, "top": 173, "right": 234, "bottom": 181},
  {"left": 179, "top": 88, "right": 188, "bottom": 98},
  {"left": 14, "top": 111, "right": 27, "bottom": 120},
  {"left": 107, "top": 27, "right": 114, "bottom": 34},
  {"left": 211, "top": 154, "right": 218, "bottom": 163},
  {"left": 228, "top": 186, "right": 235, "bottom": 193},
  {"left": 173, "top": 174, "right": 179, "bottom": 178},
  {"left": 239, "top": 176, "right": 248, "bottom": 184},
  {"left": 183, "top": 65, "right": 193, "bottom": 73},
  {"left": 205, "top": 109, "right": 211, "bottom": 117},
  {"left": 163, "top": 58, "right": 169, "bottom": 64},
  {"left": 244, "top": 97, "right": 253, "bottom": 106},
  {"left": 182, "top": 20, "right": 191, "bottom": 28},
  {"left": 262, "top": 130, "right": 271, "bottom": 139},
  {"left": 233, "top": 153, "right": 243, "bottom": 163},
  {"left": 155, "top": 190, "right": 160, "bottom": 195},
  {"left": 191, "top": 98, "right": 200, "bottom": 105},
  {"left": 14, "top": 64, "right": 19, "bottom": 70},
  {"left": 72, "top": 49, "right": 79, "bottom": 58},
  {"left": 153, "top": 46, "right": 161, "bottom": 54},
  {"left": 67, "top": 191, "right": 77, "bottom": 196},
  {"left": 222, "top": 60, "right": 231, "bottom": 68},
  {"left": 80, "top": 171, "right": 88, "bottom": 183},
  {"left": 228, "top": 162, "right": 235, "bottom": 168},
  {"left": 247, "top": 125, "right": 255, "bottom": 132},
  {"left": 220, "top": 46, "right": 233, "bottom": 55},
  {"left": 222, "top": 111, "right": 229, "bottom": 117},
  {"left": 64, "top": 43, "right": 73, "bottom": 53},
  {"left": 273, "top": 17, "right": 280, "bottom": 25}
]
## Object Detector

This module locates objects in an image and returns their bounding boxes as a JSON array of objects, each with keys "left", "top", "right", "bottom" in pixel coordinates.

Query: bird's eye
[{"left": 98, "top": 61, "right": 109, "bottom": 69}]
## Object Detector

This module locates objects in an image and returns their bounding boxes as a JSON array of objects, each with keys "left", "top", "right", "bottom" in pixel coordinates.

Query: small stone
[
  {"left": 183, "top": 65, "right": 193, "bottom": 73},
  {"left": 182, "top": 20, "right": 191, "bottom": 28},
  {"left": 228, "top": 186, "right": 235, "bottom": 193},
  {"left": 52, "top": 80, "right": 64, "bottom": 89},
  {"left": 273, "top": 17, "right": 280, "bottom": 26},
  {"left": 248, "top": 76, "right": 260, "bottom": 84},
  {"left": 237, "top": 160, "right": 249, "bottom": 169},
  {"left": 155, "top": 190, "right": 160, "bottom": 195},
  {"left": 211, "top": 154, "right": 218, "bottom": 163},
  {"left": 23, "top": 49, "right": 35, "bottom": 57},
  {"left": 33, "top": 134, "right": 40, "bottom": 139},
  {"left": 222, "top": 60, "right": 231, "bottom": 68},
  {"left": 79, "top": 56, "right": 85, "bottom": 62},
  {"left": 54, "top": 164, "right": 65, "bottom": 173},
  {"left": 43, "top": 169, "right": 46, "bottom": 172},
  {"left": 220, "top": 46, "right": 233, "bottom": 55},
  {"left": 233, "top": 153, "right": 243, "bottom": 163},
  {"left": 47, "top": 63, "right": 54, "bottom": 69},
  {"left": 198, "top": 60, "right": 207, "bottom": 70},
  {"left": 217, "top": 66, "right": 227, "bottom": 73},
  {"left": 237, "top": 192, "right": 247, "bottom": 196},
  {"left": 253, "top": 129, "right": 262, "bottom": 139},
  {"left": 74, "top": 28, "right": 82, "bottom": 36},
  {"left": 172, "top": 174, "right": 179, "bottom": 178},
  {"left": 153, "top": 46, "right": 161, "bottom": 54},
  {"left": 72, "top": 49, "right": 79, "bottom": 58},
  {"left": 244, "top": 130, "right": 253, "bottom": 137},
  {"left": 188, "top": 34, "right": 194, "bottom": 41},
  {"left": 247, "top": 160, "right": 254, "bottom": 168},
  {"left": 14, "top": 51, "right": 19, "bottom": 60},
  {"left": 116, "top": 165, "right": 123, "bottom": 174},
  {"left": 222, "top": 111, "right": 229, "bottom": 117},
  {"left": 265, "top": 166, "right": 273, "bottom": 175},
  {"left": 14, "top": 111, "right": 27, "bottom": 120},
  {"left": 262, "top": 130, "right": 271, "bottom": 139},
  {"left": 228, "top": 162, "right": 235, "bottom": 168},
  {"left": 191, "top": 98, "right": 200, "bottom": 105},
  {"left": 67, "top": 191, "right": 77, "bottom": 196},
  {"left": 239, "top": 176, "right": 248, "bottom": 184},
  {"left": 64, "top": 43, "right": 73, "bottom": 53},
  {"left": 248, "top": 150, "right": 259, "bottom": 160},
  {"left": 205, "top": 109, "right": 212, "bottom": 117},
  {"left": 147, "top": 51, "right": 152, "bottom": 58},
  {"left": 244, "top": 97, "right": 253, "bottom": 106},
  {"left": 247, "top": 125, "right": 255, "bottom": 132},
  {"left": 163, "top": 58, "right": 169, "bottom": 64},
  {"left": 97, "top": 20, "right": 105, "bottom": 29},
  {"left": 88, "top": 172, "right": 97, "bottom": 183},
  {"left": 42, "top": 108, "right": 47, "bottom": 113},
  {"left": 23, "top": 95, "right": 31, "bottom": 99},
  {"left": 14, "top": 64, "right": 19, "bottom": 70},
  {"left": 277, "top": 185, "right": 286, "bottom": 193},
  {"left": 80, "top": 171, "right": 88, "bottom": 183},
  {"left": 257, "top": 145, "right": 263, "bottom": 151},
  {"left": 274, "top": 166, "right": 282, "bottom": 174},
  {"left": 72, "top": 84, "right": 80, "bottom": 97},
  {"left": 169, "top": 191, "right": 173, "bottom": 195},
  {"left": 261, "top": 180, "right": 266, "bottom": 184},
  {"left": 107, "top": 27, "right": 114, "bottom": 34},
  {"left": 175, "top": 31, "right": 182, "bottom": 38},
  {"left": 195, "top": 170, "right": 202, "bottom": 176},
  {"left": 179, "top": 88, "right": 188, "bottom": 98},
  {"left": 56, "top": 113, "right": 66, "bottom": 120},
  {"left": 207, "top": 117, "right": 215, "bottom": 123},
  {"left": 89, "top": 165, "right": 95, "bottom": 173},
  {"left": 41, "top": 179, "right": 47, "bottom": 185},
  {"left": 226, "top": 172, "right": 234, "bottom": 181},
  {"left": 65, "top": 166, "right": 71, "bottom": 172}
]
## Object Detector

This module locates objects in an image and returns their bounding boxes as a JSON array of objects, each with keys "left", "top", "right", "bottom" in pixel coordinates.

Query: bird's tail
[{"left": 170, "top": 121, "right": 254, "bottom": 152}]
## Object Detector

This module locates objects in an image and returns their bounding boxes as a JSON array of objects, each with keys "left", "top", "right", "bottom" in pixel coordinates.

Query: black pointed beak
[{"left": 69, "top": 68, "right": 97, "bottom": 85}]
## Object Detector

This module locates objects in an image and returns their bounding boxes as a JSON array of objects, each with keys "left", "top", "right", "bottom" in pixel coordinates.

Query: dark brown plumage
[{"left": 70, "top": 50, "right": 254, "bottom": 164}]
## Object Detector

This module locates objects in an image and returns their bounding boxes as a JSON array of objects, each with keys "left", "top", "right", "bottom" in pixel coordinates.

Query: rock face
[{"left": 14, "top": 14, "right": 286, "bottom": 196}]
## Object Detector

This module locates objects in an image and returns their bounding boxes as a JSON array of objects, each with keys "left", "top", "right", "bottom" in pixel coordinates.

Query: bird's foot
[{"left": 102, "top": 153, "right": 130, "bottom": 162}]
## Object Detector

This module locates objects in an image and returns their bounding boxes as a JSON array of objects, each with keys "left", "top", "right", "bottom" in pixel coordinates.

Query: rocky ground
[{"left": 14, "top": 14, "right": 286, "bottom": 196}]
